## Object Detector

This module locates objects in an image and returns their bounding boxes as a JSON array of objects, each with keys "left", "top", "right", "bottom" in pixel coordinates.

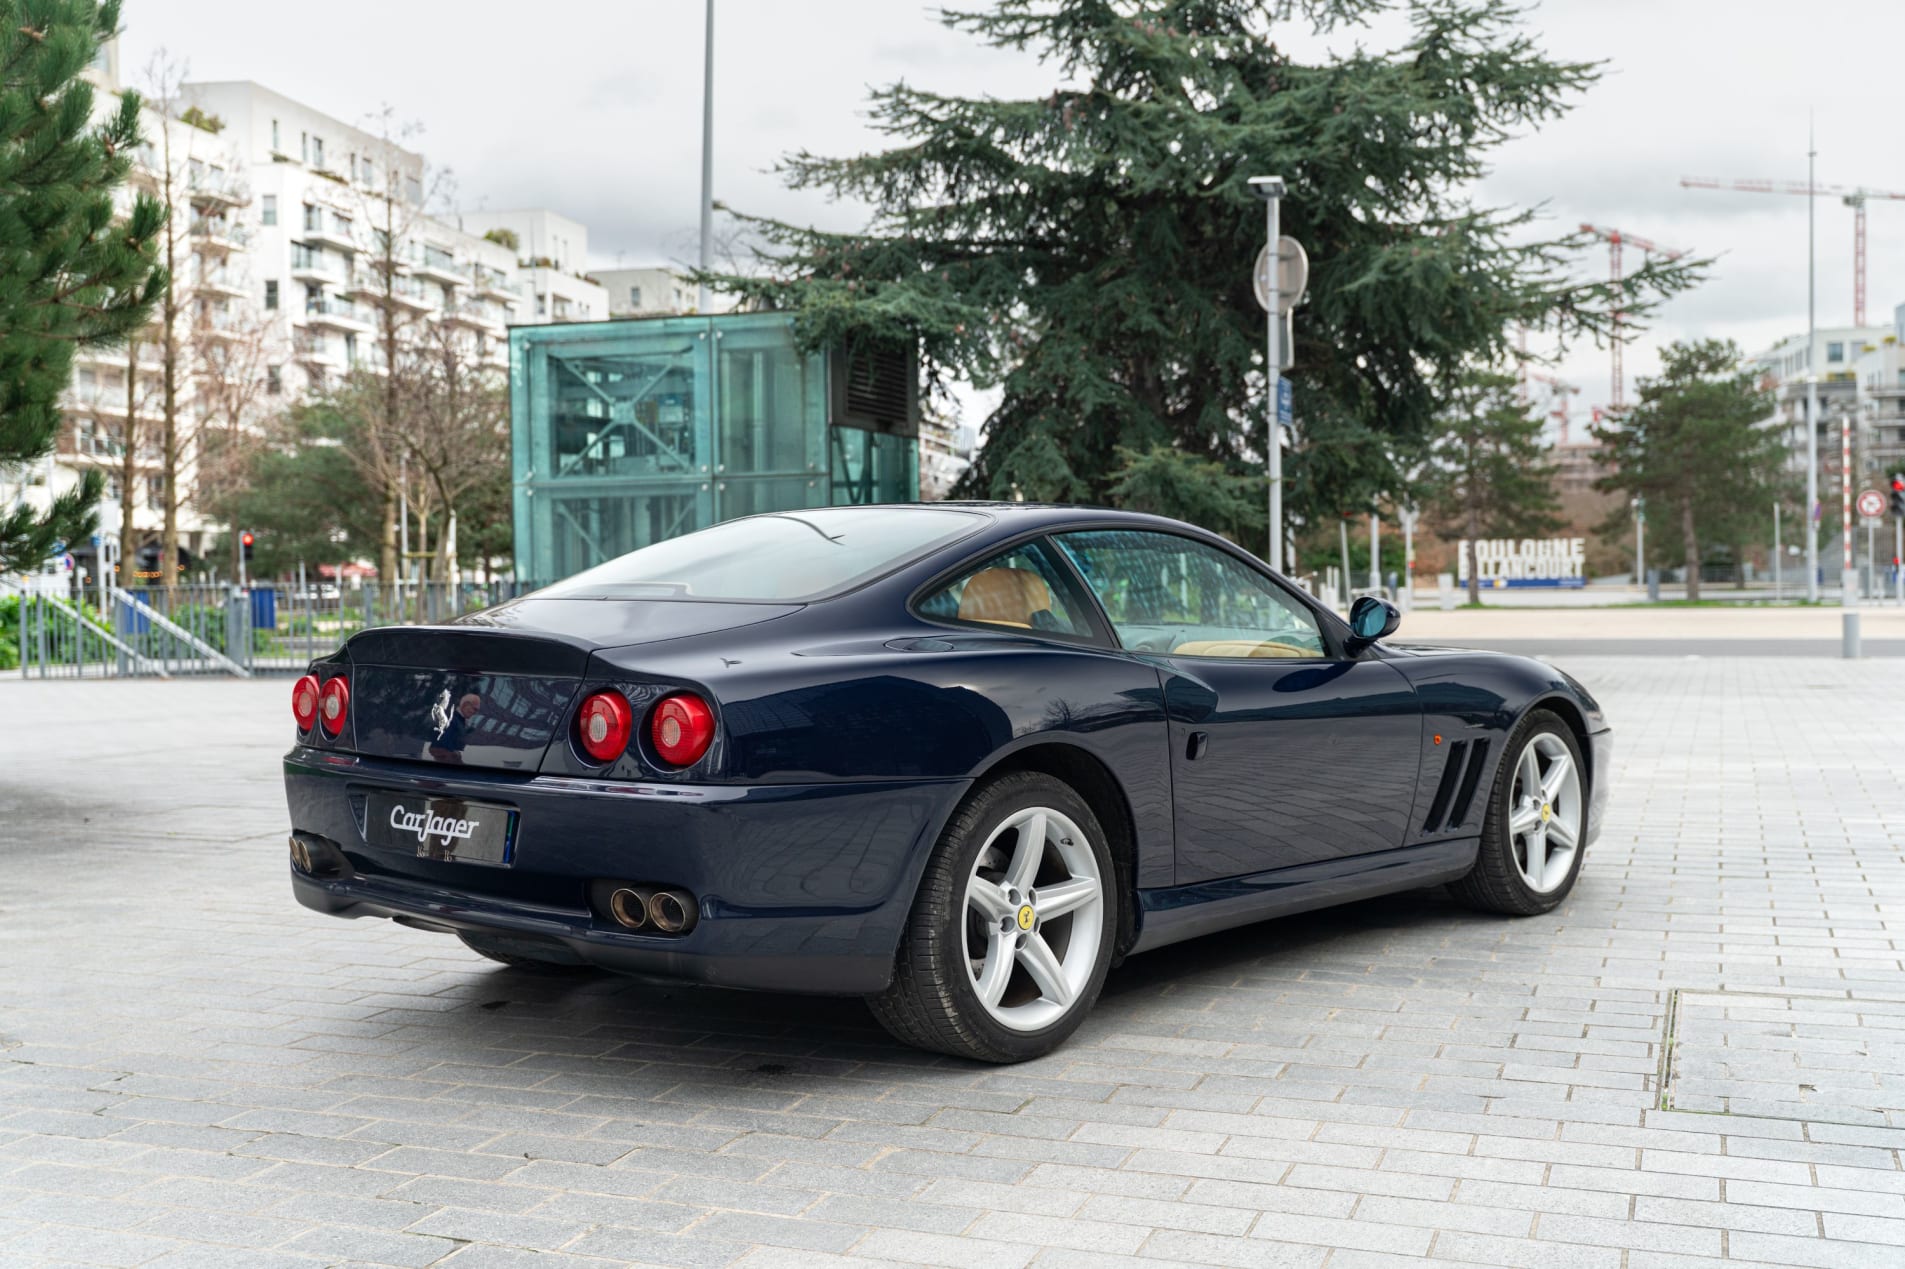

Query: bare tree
[
  {"left": 191, "top": 304, "right": 280, "bottom": 576},
  {"left": 140, "top": 52, "right": 252, "bottom": 597},
  {"left": 394, "top": 322, "right": 507, "bottom": 581},
  {"left": 348, "top": 107, "right": 451, "bottom": 587}
]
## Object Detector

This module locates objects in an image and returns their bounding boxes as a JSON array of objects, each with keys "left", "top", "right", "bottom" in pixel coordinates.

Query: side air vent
[
  {"left": 1446, "top": 739, "right": 1492, "bottom": 830},
  {"left": 1421, "top": 740, "right": 1468, "bottom": 834}
]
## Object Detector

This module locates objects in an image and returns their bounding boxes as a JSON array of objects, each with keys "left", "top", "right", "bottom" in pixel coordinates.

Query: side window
[
  {"left": 1055, "top": 530, "right": 1324, "bottom": 659},
  {"left": 918, "top": 542, "right": 1092, "bottom": 637}
]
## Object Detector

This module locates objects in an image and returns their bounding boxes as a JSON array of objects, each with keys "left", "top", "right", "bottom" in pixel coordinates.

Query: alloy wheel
[
  {"left": 962, "top": 805, "right": 1105, "bottom": 1032},
  {"left": 1507, "top": 732, "right": 1582, "bottom": 894}
]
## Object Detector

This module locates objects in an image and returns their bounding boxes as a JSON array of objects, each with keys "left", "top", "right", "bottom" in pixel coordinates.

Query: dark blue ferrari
[{"left": 284, "top": 504, "right": 1609, "bottom": 1062}]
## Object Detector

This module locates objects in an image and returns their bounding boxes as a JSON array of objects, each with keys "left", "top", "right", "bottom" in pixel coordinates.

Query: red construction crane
[
  {"left": 1579, "top": 225, "right": 1690, "bottom": 414},
  {"left": 1681, "top": 176, "right": 1905, "bottom": 327},
  {"left": 1527, "top": 372, "right": 1581, "bottom": 445}
]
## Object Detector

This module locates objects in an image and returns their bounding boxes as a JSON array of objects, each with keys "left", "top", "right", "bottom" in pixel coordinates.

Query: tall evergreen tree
[
  {"left": 0, "top": 0, "right": 165, "bottom": 574},
  {"left": 1592, "top": 339, "right": 1781, "bottom": 602},
  {"left": 718, "top": 0, "right": 1697, "bottom": 548},
  {"left": 1423, "top": 369, "right": 1560, "bottom": 602}
]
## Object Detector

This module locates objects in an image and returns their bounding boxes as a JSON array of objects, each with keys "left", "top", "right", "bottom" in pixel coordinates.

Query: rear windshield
[{"left": 535, "top": 507, "right": 988, "bottom": 602}]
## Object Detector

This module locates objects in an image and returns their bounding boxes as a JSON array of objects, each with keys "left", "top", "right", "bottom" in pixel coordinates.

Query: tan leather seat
[
  {"left": 1172, "top": 639, "right": 1315, "bottom": 659},
  {"left": 958, "top": 567, "right": 1054, "bottom": 628}
]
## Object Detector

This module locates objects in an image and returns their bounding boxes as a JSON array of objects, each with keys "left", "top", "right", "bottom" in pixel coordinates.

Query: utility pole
[
  {"left": 697, "top": 0, "right": 715, "bottom": 314},
  {"left": 1806, "top": 124, "right": 1821, "bottom": 602}
]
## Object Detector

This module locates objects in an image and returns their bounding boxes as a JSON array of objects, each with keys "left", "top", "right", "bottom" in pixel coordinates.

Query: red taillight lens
[
  {"left": 651, "top": 693, "right": 714, "bottom": 768},
  {"left": 577, "top": 690, "right": 633, "bottom": 764},
  {"left": 318, "top": 676, "right": 350, "bottom": 738},
  {"left": 292, "top": 674, "right": 320, "bottom": 732}
]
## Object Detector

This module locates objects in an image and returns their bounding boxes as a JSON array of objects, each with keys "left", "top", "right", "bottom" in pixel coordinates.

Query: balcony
[
  {"left": 303, "top": 295, "right": 374, "bottom": 333},
  {"left": 344, "top": 269, "right": 434, "bottom": 311},
  {"left": 293, "top": 332, "right": 340, "bottom": 368},
  {"left": 411, "top": 247, "right": 469, "bottom": 286},
  {"left": 441, "top": 300, "right": 504, "bottom": 333},
  {"left": 188, "top": 218, "right": 249, "bottom": 253},
  {"left": 195, "top": 267, "right": 248, "bottom": 300},
  {"left": 186, "top": 166, "right": 245, "bottom": 208},
  {"left": 194, "top": 307, "right": 247, "bottom": 342},
  {"left": 290, "top": 245, "right": 343, "bottom": 284},
  {"left": 472, "top": 269, "right": 521, "bottom": 305},
  {"left": 299, "top": 209, "right": 358, "bottom": 254}
]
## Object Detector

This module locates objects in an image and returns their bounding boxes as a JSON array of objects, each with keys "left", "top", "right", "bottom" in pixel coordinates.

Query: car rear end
[{"left": 282, "top": 620, "right": 961, "bottom": 994}]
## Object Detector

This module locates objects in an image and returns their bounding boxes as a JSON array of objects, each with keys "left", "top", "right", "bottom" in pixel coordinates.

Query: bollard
[
  {"left": 1843, "top": 611, "right": 1861, "bottom": 659},
  {"left": 1646, "top": 569, "right": 1660, "bottom": 602}
]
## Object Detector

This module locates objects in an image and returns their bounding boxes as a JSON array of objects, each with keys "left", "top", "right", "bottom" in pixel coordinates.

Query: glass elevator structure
[{"left": 510, "top": 313, "right": 920, "bottom": 581}]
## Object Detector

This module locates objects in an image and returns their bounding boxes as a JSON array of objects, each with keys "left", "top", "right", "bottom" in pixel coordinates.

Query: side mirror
[{"left": 1347, "top": 595, "right": 1400, "bottom": 647}]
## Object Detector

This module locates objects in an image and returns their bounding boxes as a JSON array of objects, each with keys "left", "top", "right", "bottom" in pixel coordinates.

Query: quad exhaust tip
[
  {"left": 288, "top": 836, "right": 311, "bottom": 871},
  {"left": 606, "top": 885, "right": 697, "bottom": 936}
]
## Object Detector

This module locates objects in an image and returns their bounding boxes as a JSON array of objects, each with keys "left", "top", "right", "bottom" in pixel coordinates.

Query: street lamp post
[
  {"left": 1249, "top": 176, "right": 1286, "bottom": 573},
  {"left": 1805, "top": 130, "right": 1820, "bottom": 603},
  {"left": 697, "top": 0, "right": 715, "bottom": 314}
]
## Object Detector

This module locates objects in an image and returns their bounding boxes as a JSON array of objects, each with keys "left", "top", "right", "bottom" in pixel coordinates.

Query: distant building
[
  {"left": 1747, "top": 321, "right": 1905, "bottom": 505},
  {"left": 592, "top": 267, "right": 698, "bottom": 318},
  {"left": 453, "top": 208, "right": 609, "bottom": 325},
  {"left": 8, "top": 49, "right": 619, "bottom": 582}
]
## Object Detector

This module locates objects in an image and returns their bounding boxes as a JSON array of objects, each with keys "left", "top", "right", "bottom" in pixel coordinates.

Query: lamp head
[{"left": 1247, "top": 175, "right": 1286, "bottom": 201}]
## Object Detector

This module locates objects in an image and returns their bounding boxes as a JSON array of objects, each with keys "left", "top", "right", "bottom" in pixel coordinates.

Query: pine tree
[
  {"left": 1592, "top": 339, "right": 1781, "bottom": 602},
  {"left": 1423, "top": 369, "right": 1561, "bottom": 603},
  {"left": 0, "top": 0, "right": 165, "bottom": 574},
  {"left": 718, "top": 0, "right": 1698, "bottom": 547}
]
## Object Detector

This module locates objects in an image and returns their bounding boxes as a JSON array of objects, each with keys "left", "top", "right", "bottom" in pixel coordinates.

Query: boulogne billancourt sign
[{"left": 1456, "top": 538, "right": 1587, "bottom": 589}]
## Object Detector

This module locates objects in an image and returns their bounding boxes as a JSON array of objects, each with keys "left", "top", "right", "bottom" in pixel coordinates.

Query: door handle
[{"left": 1185, "top": 731, "right": 1210, "bottom": 761}]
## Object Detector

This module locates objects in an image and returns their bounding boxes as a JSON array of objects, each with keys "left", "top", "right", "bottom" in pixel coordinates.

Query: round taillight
[
  {"left": 318, "top": 676, "right": 350, "bottom": 738},
  {"left": 651, "top": 693, "right": 715, "bottom": 768},
  {"left": 292, "top": 674, "right": 320, "bottom": 732},
  {"left": 577, "top": 691, "right": 633, "bottom": 764}
]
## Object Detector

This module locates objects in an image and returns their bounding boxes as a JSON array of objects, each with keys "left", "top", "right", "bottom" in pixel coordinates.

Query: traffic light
[
  {"left": 1891, "top": 474, "right": 1905, "bottom": 518},
  {"left": 241, "top": 530, "right": 255, "bottom": 563}
]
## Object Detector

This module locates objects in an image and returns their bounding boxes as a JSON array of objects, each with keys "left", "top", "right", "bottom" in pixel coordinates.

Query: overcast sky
[{"left": 122, "top": 0, "right": 1905, "bottom": 431}]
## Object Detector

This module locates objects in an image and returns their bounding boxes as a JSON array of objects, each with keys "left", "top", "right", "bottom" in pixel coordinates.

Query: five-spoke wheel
[
  {"left": 870, "top": 772, "right": 1116, "bottom": 1062},
  {"left": 963, "top": 806, "right": 1105, "bottom": 1032},
  {"left": 1449, "top": 709, "right": 1589, "bottom": 915},
  {"left": 1506, "top": 731, "right": 1582, "bottom": 894}
]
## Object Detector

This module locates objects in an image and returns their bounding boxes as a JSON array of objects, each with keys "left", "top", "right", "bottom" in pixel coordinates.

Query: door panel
[
  {"left": 1049, "top": 528, "right": 1422, "bottom": 886},
  {"left": 1162, "top": 658, "right": 1423, "bottom": 884}
]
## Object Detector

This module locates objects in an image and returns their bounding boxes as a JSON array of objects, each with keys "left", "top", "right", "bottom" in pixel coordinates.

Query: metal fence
[{"left": 12, "top": 580, "right": 542, "bottom": 679}]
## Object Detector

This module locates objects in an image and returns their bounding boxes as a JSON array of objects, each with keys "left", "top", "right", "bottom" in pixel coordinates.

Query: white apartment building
[
  {"left": 1749, "top": 321, "right": 1902, "bottom": 490},
  {"left": 591, "top": 266, "right": 698, "bottom": 319},
  {"left": 182, "top": 81, "right": 533, "bottom": 392},
  {"left": 453, "top": 209, "right": 608, "bottom": 324},
  {"left": 5, "top": 56, "right": 255, "bottom": 581},
  {"left": 10, "top": 59, "right": 616, "bottom": 581}
]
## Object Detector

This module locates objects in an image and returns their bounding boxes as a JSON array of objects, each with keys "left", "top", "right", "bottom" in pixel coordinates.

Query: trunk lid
[
  {"left": 344, "top": 628, "right": 591, "bottom": 771},
  {"left": 338, "top": 601, "right": 799, "bottom": 771}
]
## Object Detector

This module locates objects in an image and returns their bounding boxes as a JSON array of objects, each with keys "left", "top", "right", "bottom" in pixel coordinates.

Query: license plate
[{"left": 365, "top": 791, "right": 517, "bottom": 865}]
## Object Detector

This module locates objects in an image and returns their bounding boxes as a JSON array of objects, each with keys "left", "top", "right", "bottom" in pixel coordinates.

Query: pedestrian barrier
[{"left": 13, "top": 580, "right": 543, "bottom": 679}]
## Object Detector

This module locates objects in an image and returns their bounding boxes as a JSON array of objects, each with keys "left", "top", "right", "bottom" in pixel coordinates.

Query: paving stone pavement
[{"left": 2, "top": 659, "right": 1903, "bottom": 1268}]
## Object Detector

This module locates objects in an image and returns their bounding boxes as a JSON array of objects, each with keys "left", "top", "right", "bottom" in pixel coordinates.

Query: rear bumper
[{"left": 284, "top": 748, "right": 967, "bottom": 994}]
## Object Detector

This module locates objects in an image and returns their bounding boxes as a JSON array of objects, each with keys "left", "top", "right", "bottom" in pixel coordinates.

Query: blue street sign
[{"left": 1276, "top": 377, "right": 1293, "bottom": 426}]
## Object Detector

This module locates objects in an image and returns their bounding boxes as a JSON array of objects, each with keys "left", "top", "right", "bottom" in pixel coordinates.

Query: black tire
[
  {"left": 456, "top": 930, "right": 598, "bottom": 974},
  {"left": 1448, "top": 708, "right": 1587, "bottom": 916},
  {"left": 869, "top": 772, "right": 1117, "bottom": 1063}
]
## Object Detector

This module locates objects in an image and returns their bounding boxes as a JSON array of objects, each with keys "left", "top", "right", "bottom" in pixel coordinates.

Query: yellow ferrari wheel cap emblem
[{"left": 1017, "top": 905, "right": 1036, "bottom": 931}]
